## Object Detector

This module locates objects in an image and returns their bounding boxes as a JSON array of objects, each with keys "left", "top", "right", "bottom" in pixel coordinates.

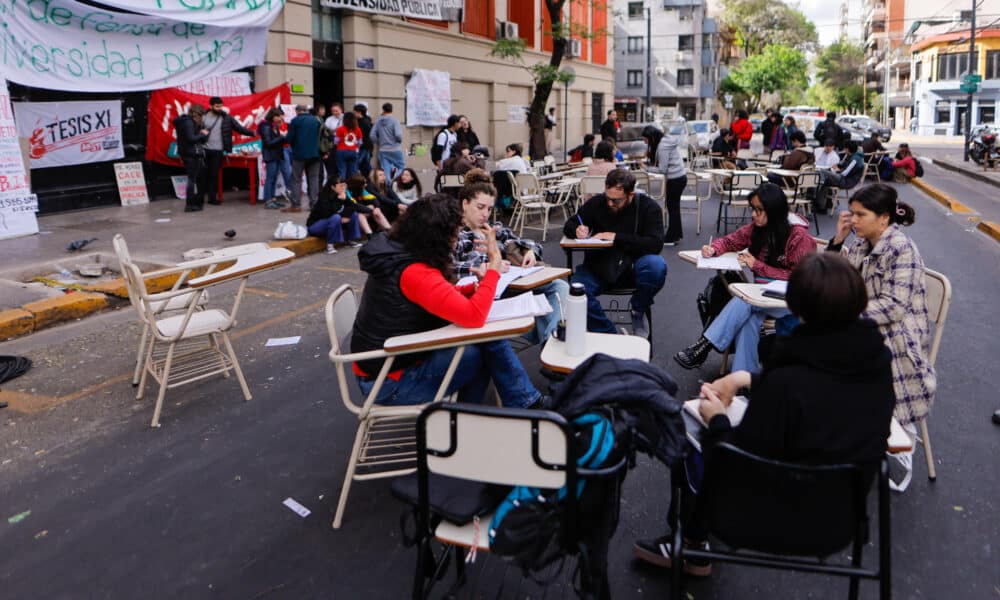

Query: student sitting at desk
[
  {"left": 634, "top": 252, "right": 895, "bottom": 575},
  {"left": 561, "top": 169, "right": 666, "bottom": 338},
  {"left": 674, "top": 183, "right": 816, "bottom": 371},
  {"left": 351, "top": 194, "right": 548, "bottom": 409},
  {"left": 454, "top": 181, "right": 569, "bottom": 345}
]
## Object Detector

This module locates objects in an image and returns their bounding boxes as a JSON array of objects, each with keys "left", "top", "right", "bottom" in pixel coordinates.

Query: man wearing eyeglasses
[{"left": 561, "top": 169, "right": 666, "bottom": 337}]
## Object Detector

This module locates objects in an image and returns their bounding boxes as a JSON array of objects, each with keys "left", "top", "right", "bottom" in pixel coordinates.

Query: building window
[
  {"left": 914, "top": 61, "right": 922, "bottom": 80},
  {"left": 678, "top": 7, "right": 693, "bottom": 20},
  {"left": 980, "top": 105, "right": 996, "bottom": 124},
  {"left": 986, "top": 51, "right": 1000, "bottom": 80},
  {"left": 678, "top": 35, "right": 694, "bottom": 51},
  {"left": 627, "top": 70, "right": 643, "bottom": 87},
  {"left": 628, "top": 2, "right": 644, "bottom": 18},
  {"left": 936, "top": 52, "right": 976, "bottom": 81},
  {"left": 627, "top": 36, "right": 644, "bottom": 54},
  {"left": 702, "top": 33, "right": 713, "bottom": 53},
  {"left": 935, "top": 101, "right": 951, "bottom": 123},
  {"left": 678, "top": 69, "right": 694, "bottom": 86},
  {"left": 312, "top": 0, "right": 341, "bottom": 42}
]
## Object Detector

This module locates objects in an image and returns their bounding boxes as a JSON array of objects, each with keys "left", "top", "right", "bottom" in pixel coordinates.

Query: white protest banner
[
  {"left": 114, "top": 161, "right": 150, "bottom": 206},
  {"left": 0, "top": 75, "right": 38, "bottom": 241},
  {"left": 320, "top": 0, "right": 460, "bottom": 20},
  {"left": 13, "top": 101, "right": 124, "bottom": 169},
  {"left": 507, "top": 105, "right": 528, "bottom": 124},
  {"left": 0, "top": 0, "right": 268, "bottom": 92},
  {"left": 91, "top": 0, "right": 284, "bottom": 28},
  {"left": 178, "top": 72, "right": 252, "bottom": 97},
  {"left": 405, "top": 69, "right": 451, "bottom": 127}
]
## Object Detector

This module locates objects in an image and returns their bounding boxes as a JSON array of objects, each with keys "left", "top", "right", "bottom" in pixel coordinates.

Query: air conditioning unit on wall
[
  {"left": 497, "top": 20, "right": 519, "bottom": 40},
  {"left": 567, "top": 39, "right": 583, "bottom": 58}
]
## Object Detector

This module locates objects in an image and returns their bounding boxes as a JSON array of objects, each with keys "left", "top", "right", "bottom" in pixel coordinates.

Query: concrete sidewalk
[{"left": 0, "top": 192, "right": 323, "bottom": 340}]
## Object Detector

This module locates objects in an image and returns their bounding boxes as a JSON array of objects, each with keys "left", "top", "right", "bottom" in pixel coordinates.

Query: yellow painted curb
[
  {"left": 979, "top": 220, "right": 1000, "bottom": 243},
  {"left": 0, "top": 308, "right": 35, "bottom": 340},
  {"left": 269, "top": 236, "right": 327, "bottom": 257},
  {"left": 22, "top": 292, "right": 109, "bottom": 330},
  {"left": 911, "top": 178, "right": 975, "bottom": 214}
]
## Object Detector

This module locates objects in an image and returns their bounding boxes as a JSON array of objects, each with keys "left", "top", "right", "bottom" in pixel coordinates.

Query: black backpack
[
  {"left": 914, "top": 157, "right": 924, "bottom": 177},
  {"left": 697, "top": 272, "right": 744, "bottom": 328}
]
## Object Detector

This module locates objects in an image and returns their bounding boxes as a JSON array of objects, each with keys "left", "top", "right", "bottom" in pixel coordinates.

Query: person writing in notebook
[
  {"left": 351, "top": 194, "right": 549, "bottom": 409},
  {"left": 454, "top": 178, "right": 569, "bottom": 345},
  {"left": 634, "top": 252, "right": 895, "bottom": 576},
  {"left": 561, "top": 169, "right": 665, "bottom": 338}
]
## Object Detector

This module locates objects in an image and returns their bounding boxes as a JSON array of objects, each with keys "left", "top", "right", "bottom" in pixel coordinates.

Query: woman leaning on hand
[{"left": 827, "top": 183, "right": 936, "bottom": 428}]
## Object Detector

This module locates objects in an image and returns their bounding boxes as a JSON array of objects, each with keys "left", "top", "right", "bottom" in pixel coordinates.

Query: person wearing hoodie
[
  {"left": 370, "top": 103, "right": 406, "bottom": 180},
  {"left": 765, "top": 131, "right": 813, "bottom": 186},
  {"left": 642, "top": 125, "right": 687, "bottom": 245},
  {"left": 350, "top": 194, "right": 548, "bottom": 409},
  {"left": 675, "top": 183, "right": 817, "bottom": 372},
  {"left": 306, "top": 177, "right": 363, "bottom": 254},
  {"left": 634, "top": 251, "right": 895, "bottom": 576},
  {"left": 173, "top": 104, "right": 209, "bottom": 212}
]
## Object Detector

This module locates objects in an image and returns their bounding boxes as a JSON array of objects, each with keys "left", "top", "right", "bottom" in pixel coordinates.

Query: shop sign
[
  {"left": 0, "top": 75, "right": 38, "bottom": 240},
  {"left": 0, "top": 0, "right": 268, "bottom": 92},
  {"left": 405, "top": 69, "right": 451, "bottom": 127},
  {"left": 114, "top": 161, "right": 149, "bottom": 206},
  {"left": 13, "top": 101, "right": 124, "bottom": 169},
  {"left": 287, "top": 49, "right": 312, "bottom": 64},
  {"left": 320, "top": 0, "right": 463, "bottom": 21}
]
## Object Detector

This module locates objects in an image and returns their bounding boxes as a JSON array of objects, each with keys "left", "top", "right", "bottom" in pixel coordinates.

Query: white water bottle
[{"left": 565, "top": 282, "right": 587, "bottom": 356}]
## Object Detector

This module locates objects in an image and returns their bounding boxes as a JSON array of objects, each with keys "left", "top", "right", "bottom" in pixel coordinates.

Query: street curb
[
  {"left": 931, "top": 157, "right": 1000, "bottom": 190},
  {"left": 0, "top": 236, "right": 330, "bottom": 342},
  {"left": 911, "top": 178, "right": 975, "bottom": 214},
  {"left": 979, "top": 221, "right": 1000, "bottom": 243}
]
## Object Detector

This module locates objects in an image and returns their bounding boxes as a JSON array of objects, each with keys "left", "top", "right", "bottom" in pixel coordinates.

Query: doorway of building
[
  {"left": 313, "top": 67, "right": 343, "bottom": 113},
  {"left": 592, "top": 93, "right": 604, "bottom": 134}
]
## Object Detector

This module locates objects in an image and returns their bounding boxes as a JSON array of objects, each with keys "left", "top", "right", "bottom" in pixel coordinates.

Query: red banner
[{"left": 145, "top": 83, "right": 291, "bottom": 166}]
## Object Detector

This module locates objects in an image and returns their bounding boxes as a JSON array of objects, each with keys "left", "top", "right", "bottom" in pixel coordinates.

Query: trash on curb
[{"left": 282, "top": 498, "right": 310, "bottom": 518}]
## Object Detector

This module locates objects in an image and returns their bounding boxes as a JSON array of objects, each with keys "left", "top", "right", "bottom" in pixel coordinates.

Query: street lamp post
[
  {"left": 964, "top": 0, "right": 977, "bottom": 162},
  {"left": 645, "top": 6, "right": 652, "bottom": 120}
]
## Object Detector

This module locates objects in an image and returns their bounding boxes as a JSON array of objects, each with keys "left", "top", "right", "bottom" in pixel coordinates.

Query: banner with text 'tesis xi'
[{"left": 13, "top": 100, "right": 124, "bottom": 169}]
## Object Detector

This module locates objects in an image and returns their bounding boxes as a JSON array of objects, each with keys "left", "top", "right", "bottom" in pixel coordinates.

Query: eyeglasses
[{"left": 750, "top": 205, "right": 765, "bottom": 214}]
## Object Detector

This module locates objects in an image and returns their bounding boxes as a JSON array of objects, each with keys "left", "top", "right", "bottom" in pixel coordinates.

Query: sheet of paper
[
  {"left": 455, "top": 275, "right": 477, "bottom": 288},
  {"left": 265, "top": 336, "right": 301, "bottom": 347},
  {"left": 697, "top": 253, "right": 742, "bottom": 271},
  {"left": 563, "top": 237, "right": 612, "bottom": 245},
  {"left": 487, "top": 292, "right": 552, "bottom": 323},
  {"left": 761, "top": 280, "right": 788, "bottom": 294},
  {"left": 683, "top": 395, "right": 749, "bottom": 429},
  {"left": 282, "top": 497, "right": 311, "bottom": 517},
  {"left": 493, "top": 265, "right": 544, "bottom": 299},
  {"left": 154, "top": 218, "right": 171, "bottom": 223}
]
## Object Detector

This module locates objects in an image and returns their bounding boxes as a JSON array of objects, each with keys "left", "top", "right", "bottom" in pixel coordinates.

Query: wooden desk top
[
  {"left": 507, "top": 267, "right": 571, "bottom": 290},
  {"left": 767, "top": 168, "right": 800, "bottom": 178},
  {"left": 560, "top": 236, "right": 613, "bottom": 249},
  {"left": 678, "top": 249, "right": 701, "bottom": 265},
  {"left": 541, "top": 332, "right": 651, "bottom": 373},
  {"left": 187, "top": 248, "right": 295, "bottom": 288},
  {"left": 384, "top": 317, "right": 534, "bottom": 353},
  {"left": 728, "top": 283, "right": 788, "bottom": 310}
]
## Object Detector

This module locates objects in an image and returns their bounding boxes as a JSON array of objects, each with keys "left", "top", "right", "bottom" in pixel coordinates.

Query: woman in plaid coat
[{"left": 828, "top": 183, "right": 936, "bottom": 424}]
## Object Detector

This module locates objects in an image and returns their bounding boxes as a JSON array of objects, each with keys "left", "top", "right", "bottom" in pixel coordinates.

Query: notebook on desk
[
  {"left": 682, "top": 395, "right": 749, "bottom": 452},
  {"left": 487, "top": 292, "right": 552, "bottom": 323}
]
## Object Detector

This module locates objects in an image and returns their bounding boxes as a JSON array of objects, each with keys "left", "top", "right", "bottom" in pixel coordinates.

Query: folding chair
[
  {"left": 864, "top": 153, "right": 884, "bottom": 182},
  {"left": 833, "top": 163, "right": 868, "bottom": 211},
  {"left": 672, "top": 443, "right": 891, "bottom": 600},
  {"left": 716, "top": 171, "right": 761, "bottom": 233},
  {"left": 412, "top": 402, "right": 626, "bottom": 599},
  {"left": 580, "top": 175, "right": 606, "bottom": 198},
  {"left": 510, "top": 172, "right": 560, "bottom": 241},
  {"left": 784, "top": 171, "right": 823, "bottom": 235},
  {"left": 680, "top": 171, "right": 707, "bottom": 235},
  {"left": 916, "top": 268, "right": 951, "bottom": 481}
]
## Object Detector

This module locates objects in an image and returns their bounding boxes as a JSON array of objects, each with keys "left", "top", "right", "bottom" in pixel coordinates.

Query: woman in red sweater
[
  {"left": 335, "top": 112, "right": 363, "bottom": 178},
  {"left": 730, "top": 110, "right": 753, "bottom": 150},
  {"left": 350, "top": 194, "right": 546, "bottom": 408},
  {"left": 675, "top": 183, "right": 816, "bottom": 371}
]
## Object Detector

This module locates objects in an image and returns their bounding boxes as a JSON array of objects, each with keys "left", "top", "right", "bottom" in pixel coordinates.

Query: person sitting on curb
[
  {"left": 307, "top": 177, "right": 363, "bottom": 254},
  {"left": 454, "top": 179, "right": 569, "bottom": 346},
  {"left": 892, "top": 143, "right": 918, "bottom": 182},
  {"left": 346, "top": 174, "right": 392, "bottom": 237},
  {"left": 561, "top": 169, "right": 666, "bottom": 338}
]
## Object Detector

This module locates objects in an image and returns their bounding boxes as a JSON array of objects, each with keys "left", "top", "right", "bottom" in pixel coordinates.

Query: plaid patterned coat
[
  {"left": 842, "top": 225, "right": 936, "bottom": 423},
  {"left": 453, "top": 223, "right": 542, "bottom": 278}
]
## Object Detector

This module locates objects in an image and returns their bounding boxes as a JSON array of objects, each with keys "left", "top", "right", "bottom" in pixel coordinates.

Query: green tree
[
  {"left": 727, "top": 44, "right": 808, "bottom": 110},
  {"left": 815, "top": 40, "right": 864, "bottom": 90},
  {"left": 720, "top": 0, "right": 818, "bottom": 56},
  {"left": 490, "top": 1, "right": 606, "bottom": 159}
]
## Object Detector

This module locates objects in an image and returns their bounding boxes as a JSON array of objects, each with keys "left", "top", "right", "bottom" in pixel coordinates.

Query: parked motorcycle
[{"left": 970, "top": 125, "right": 997, "bottom": 167}]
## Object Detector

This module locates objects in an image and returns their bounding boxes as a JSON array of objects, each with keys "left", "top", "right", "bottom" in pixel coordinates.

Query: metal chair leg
[
  {"left": 920, "top": 419, "right": 936, "bottom": 480},
  {"left": 150, "top": 343, "right": 176, "bottom": 428},
  {"left": 332, "top": 420, "right": 367, "bottom": 529}
]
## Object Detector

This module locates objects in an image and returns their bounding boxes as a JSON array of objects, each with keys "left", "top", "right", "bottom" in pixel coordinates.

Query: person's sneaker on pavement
[
  {"left": 348, "top": 241, "right": 364, "bottom": 248},
  {"left": 326, "top": 244, "right": 338, "bottom": 254},
  {"left": 631, "top": 310, "right": 649, "bottom": 339},
  {"left": 633, "top": 536, "right": 712, "bottom": 576}
]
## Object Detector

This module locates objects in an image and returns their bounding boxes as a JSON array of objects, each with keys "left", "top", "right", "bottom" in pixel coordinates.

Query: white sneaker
[
  {"left": 348, "top": 241, "right": 363, "bottom": 248},
  {"left": 326, "top": 244, "right": 338, "bottom": 254}
]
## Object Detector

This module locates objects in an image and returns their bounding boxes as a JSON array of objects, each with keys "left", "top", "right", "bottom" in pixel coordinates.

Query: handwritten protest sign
[
  {"left": 13, "top": 100, "right": 124, "bottom": 169},
  {"left": 0, "top": 75, "right": 38, "bottom": 240},
  {"left": 405, "top": 69, "right": 451, "bottom": 127},
  {"left": 179, "top": 72, "right": 251, "bottom": 97},
  {"left": 0, "top": 0, "right": 267, "bottom": 92},
  {"left": 145, "top": 83, "right": 290, "bottom": 166},
  {"left": 114, "top": 162, "right": 149, "bottom": 206},
  {"left": 93, "top": 0, "right": 284, "bottom": 28}
]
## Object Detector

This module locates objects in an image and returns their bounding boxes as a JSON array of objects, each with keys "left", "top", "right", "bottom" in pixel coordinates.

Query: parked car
[
  {"left": 688, "top": 120, "right": 720, "bottom": 151},
  {"left": 665, "top": 118, "right": 695, "bottom": 157},
  {"left": 837, "top": 115, "right": 891, "bottom": 142},
  {"left": 616, "top": 122, "right": 663, "bottom": 160},
  {"left": 749, "top": 113, "right": 765, "bottom": 132}
]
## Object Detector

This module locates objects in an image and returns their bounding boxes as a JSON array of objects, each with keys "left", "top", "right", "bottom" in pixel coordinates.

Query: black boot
[{"left": 674, "top": 336, "right": 714, "bottom": 370}]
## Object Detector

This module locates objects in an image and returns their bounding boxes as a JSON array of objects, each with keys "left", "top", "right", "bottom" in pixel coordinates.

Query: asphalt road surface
[{"left": 0, "top": 173, "right": 998, "bottom": 599}]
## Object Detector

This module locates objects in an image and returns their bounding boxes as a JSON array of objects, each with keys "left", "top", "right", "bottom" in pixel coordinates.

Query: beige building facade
[{"left": 255, "top": 1, "right": 614, "bottom": 163}]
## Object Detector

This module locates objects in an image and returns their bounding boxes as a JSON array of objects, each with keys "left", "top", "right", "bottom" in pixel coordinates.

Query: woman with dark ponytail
[{"left": 828, "top": 183, "right": 935, "bottom": 488}]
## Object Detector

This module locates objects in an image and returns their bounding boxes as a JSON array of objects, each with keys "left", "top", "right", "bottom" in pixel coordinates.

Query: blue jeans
[
  {"left": 307, "top": 214, "right": 361, "bottom": 244},
  {"left": 378, "top": 149, "right": 407, "bottom": 180},
  {"left": 264, "top": 160, "right": 281, "bottom": 201},
  {"left": 357, "top": 148, "right": 372, "bottom": 177},
  {"left": 703, "top": 297, "right": 790, "bottom": 372},
  {"left": 336, "top": 149, "right": 359, "bottom": 178},
  {"left": 280, "top": 147, "right": 293, "bottom": 189},
  {"left": 521, "top": 279, "right": 570, "bottom": 345},
  {"left": 357, "top": 341, "right": 540, "bottom": 408},
  {"left": 571, "top": 254, "right": 667, "bottom": 333}
]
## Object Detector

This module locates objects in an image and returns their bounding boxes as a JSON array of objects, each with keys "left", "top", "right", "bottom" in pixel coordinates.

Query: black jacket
[
  {"left": 258, "top": 120, "right": 286, "bottom": 163},
  {"left": 706, "top": 319, "right": 895, "bottom": 465},
  {"left": 551, "top": 354, "right": 686, "bottom": 468},
  {"left": 760, "top": 117, "right": 775, "bottom": 146},
  {"left": 306, "top": 187, "right": 346, "bottom": 227},
  {"left": 204, "top": 111, "right": 255, "bottom": 153},
  {"left": 813, "top": 118, "right": 846, "bottom": 149},
  {"left": 457, "top": 128, "right": 480, "bottom": 149},
  {"left": 173, "top": 115, "right": 207, "bottom": 160},
  {"left": 562, "top": 193, "right": 664, "bottom": 265},
  {"left": 599, "top": 119, "right": 618, "bottom": 141},
  {"left": 350, "top": 233, "right": 448, "bottom": 375},
  {"left": 358, "top": 114, "right": 373, "bottom": 152}
]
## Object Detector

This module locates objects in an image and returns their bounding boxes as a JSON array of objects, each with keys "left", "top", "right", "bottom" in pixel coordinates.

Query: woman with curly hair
[{"left": 350, "top": 194, "right": 548, "bottom": 409}]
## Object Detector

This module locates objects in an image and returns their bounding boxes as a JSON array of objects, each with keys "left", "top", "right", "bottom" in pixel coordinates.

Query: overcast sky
[{"left": 797, "top": 0, "right": 863, "bottom": 46}]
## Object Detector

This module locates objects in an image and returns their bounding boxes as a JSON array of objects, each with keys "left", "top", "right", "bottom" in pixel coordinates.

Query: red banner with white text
[{"left": 145, "top": 83, "right": 290, "bottom": 166}]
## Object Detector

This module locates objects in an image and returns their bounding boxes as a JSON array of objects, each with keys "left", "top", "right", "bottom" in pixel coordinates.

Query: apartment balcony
[{"left": 865, "top": 2, "right": 886, "bottom": 24}]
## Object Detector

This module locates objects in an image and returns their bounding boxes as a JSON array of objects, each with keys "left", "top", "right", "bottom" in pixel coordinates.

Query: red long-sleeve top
[{"left": 709, "top": 223, "right": 816, "bottom": 281}]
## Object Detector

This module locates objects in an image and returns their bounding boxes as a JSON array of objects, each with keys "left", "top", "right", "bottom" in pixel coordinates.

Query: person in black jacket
[
  {"left": 173, "top": 104, "right": 209, "bottom": 212},
  {"left": 813, "top": 111, "right": 846, "bottom": 149},
  {"left": 199, "top": 96, "right": 256, "bottom": 208},
  {"left": 307, "top": 177, "right": 363, "bottom": 254},
  {"left": 633, "top": 252, "right": 895, "bottom": 576},
  {"left": 259, "top": 108, "right": 288, "bottom": 209},
  {"left": 599, "top": 110, "right": 620, "bottom": 141},
  {"left": 562, "top": 169, "right": 666, "bottom": 338},
  {"left": 353, "top": 103, "right": 373, "bottom": 178}
]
